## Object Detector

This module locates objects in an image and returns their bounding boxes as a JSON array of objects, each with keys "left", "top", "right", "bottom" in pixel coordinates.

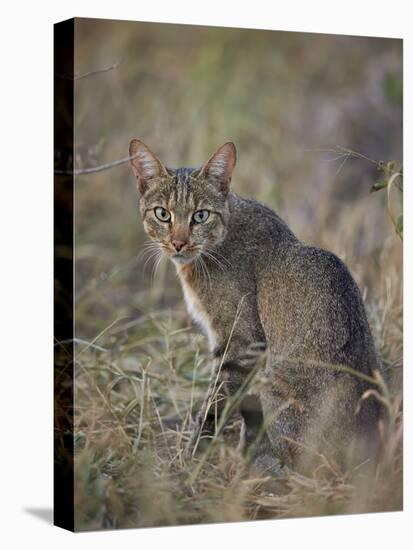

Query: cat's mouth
[{"left": 167, "top": 244, "right": 201, "bottom": 264}]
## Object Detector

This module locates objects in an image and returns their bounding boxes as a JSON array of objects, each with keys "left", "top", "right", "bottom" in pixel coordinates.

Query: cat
[{"left": 129, "top": 138, "right": 384, "bottom": 475}]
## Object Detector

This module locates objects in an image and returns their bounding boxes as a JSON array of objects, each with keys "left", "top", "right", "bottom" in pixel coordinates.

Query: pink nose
[{"left": 172, "top": 239, "right": 186, "bottom": 252}]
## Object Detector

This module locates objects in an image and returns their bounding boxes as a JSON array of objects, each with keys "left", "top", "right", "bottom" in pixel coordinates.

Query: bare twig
[
  {"left": 334, "top": 145, "right": 379, "bottom": 166},
  {"left": 305, "top": 145, "right": 379, "bottom": 166},
  {"left": 54, "top": 153, "right": 137, "bottom": 176},
  {"left": 58, "top": 59, "right": 123, "bottom": 81}
]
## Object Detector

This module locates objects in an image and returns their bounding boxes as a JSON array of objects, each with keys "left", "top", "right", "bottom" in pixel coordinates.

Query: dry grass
[
  {"left": 65, "top": 19, "right": 403, "bottom": 530},
  {"left": 71, "top": 256, "right": 402, "bottom": 530}
]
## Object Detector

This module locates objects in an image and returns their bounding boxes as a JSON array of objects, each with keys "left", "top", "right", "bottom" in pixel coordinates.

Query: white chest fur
[{"left": 178, "top": 276, "right": 217, "bottom": 350}]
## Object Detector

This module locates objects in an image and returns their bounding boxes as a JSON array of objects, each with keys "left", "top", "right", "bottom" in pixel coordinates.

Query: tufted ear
[
  {"left": 129, "top": 139, "right": 167, "bottom": 194},
  {"left": 200, "top": 142, "right": 237, "bottom": 193}
]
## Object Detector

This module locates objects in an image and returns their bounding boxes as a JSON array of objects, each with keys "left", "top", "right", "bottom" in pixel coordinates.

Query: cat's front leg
[
  {"left": 186, "top": 358, "right": 225, "bottom": 456},
  {"left": 186, "top": 343, "right": 266, "bottom": 457}
]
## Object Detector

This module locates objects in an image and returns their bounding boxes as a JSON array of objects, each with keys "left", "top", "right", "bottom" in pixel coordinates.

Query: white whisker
[
  {"left": 142, "top": 251, "right": 159, "bottom": 276},
  {"left": 197, "top": 254, "right": 211, "bottom": 289},
  {"left": 151, "top": 252, "right": 164, "bottom": 285},
  {"left": 141, "top": 243, "right": 164, "bottom": 276},
  {"left": 203, "top": 247, "right": 232, "bottom": 268},
  {"left": 201, "top": 249, "right": 228, "bottom": 274},
  {"left": 136, "top": 241, "right": 162, "bottom": 262}
]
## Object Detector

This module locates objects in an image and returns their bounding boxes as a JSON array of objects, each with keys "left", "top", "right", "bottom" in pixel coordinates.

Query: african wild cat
[{"left": 129, "top": 139, "right": 383, "bottom": 474}]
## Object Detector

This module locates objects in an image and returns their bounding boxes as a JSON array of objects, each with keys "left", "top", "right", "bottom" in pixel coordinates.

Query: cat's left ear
[
  {"left": 129, "top": 139, "right": 168, "bottom": 194},
  {"left": 200, "top": 142, "right": 237, "bottom": 193}
]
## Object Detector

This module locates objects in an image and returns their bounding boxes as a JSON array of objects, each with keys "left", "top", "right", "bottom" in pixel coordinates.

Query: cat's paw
[
  {"left": 184, "top": 414, "right": 215, "bottom": 458},
  {"left": 250, "top": 453, "right": 286, "bottom": 478}
]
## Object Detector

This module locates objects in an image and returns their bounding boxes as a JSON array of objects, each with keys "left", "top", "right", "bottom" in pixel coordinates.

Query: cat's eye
[
  {"left": 192, "top": 210, "right": 210, "bottom": 224},
  {"left": 154, "top": 207, "right": 171, "bottom": 222}
]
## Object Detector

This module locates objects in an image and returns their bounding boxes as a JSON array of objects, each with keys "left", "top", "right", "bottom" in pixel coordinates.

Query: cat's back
[
  {"left": 226, "top": 193, "right": 356, "bottom": 292},
  {"left": 223, "top": 194, "right": 360, "bottom": 314},
  {"left": 227, "top": 194, "right": 378, "bottom": 368},
  {"left": 219, "top": 193, "right": 378, "bottom": 355},
  {"left": 228, "top": 193, "right": 362, "bottom": 300}
]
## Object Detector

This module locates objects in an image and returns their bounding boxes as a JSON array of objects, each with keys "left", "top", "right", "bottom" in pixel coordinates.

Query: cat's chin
[{"left": 170, "top": 254, "right": 196, "bottom": 265}]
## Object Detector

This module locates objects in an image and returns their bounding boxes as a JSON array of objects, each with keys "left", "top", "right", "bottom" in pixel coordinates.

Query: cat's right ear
[
  {"left": 129, "top": 139, "right": 167, "bottom": 194},
  {"left": 199, "top": 142, "right": 237, "bottom": 194}
]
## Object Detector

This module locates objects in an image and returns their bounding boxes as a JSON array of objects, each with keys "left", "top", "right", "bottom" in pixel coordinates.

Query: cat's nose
[{"left": 172, "top": 239, "right": 187, "bottom": 252}]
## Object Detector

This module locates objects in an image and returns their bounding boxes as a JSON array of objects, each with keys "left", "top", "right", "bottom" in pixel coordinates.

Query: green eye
[
  {"left": 192, "top": 210, "right": 209, "bottom": 224},
  {"left": 154, "top": 207, "right": 171, "bottom": 222}
]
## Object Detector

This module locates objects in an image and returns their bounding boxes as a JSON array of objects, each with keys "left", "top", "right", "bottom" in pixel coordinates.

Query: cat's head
[{"left": 129, "top": 139, "right": 236, "bottom": 265}]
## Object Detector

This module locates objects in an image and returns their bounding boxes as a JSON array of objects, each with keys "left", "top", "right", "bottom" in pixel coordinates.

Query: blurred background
[
  {"left": 72, "top": 18, "right": 402, "bottom": 337},
  {"left": 67, "top": 19, "right": 402, "bottom": 529}
]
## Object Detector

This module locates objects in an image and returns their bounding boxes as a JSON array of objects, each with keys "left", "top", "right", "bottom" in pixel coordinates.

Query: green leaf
[
  {"left": 371, "top": 181, "right": 388, "bottom": 192},
  {"left": 386, "top": 160, "right": 395, "bottom": 175}
]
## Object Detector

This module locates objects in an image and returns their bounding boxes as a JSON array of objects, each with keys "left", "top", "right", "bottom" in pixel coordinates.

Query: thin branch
[
  {"left": 305, "top": 145, "right": 379, "bottom": 166},
  {"left": 334, "top": 145, "right": 379, "bottom": 166},
  {"left": 57, "top": 59, "right": 123, "bottom": 81},
  {"left": 331, "top": 150, "right": 351, "bottom": 181},
  {"left": 56, "top": 144, "right": 379, "bottom": 178},
  {"left": 54, "top": 153, "right": 136, "bottom": 176}
]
